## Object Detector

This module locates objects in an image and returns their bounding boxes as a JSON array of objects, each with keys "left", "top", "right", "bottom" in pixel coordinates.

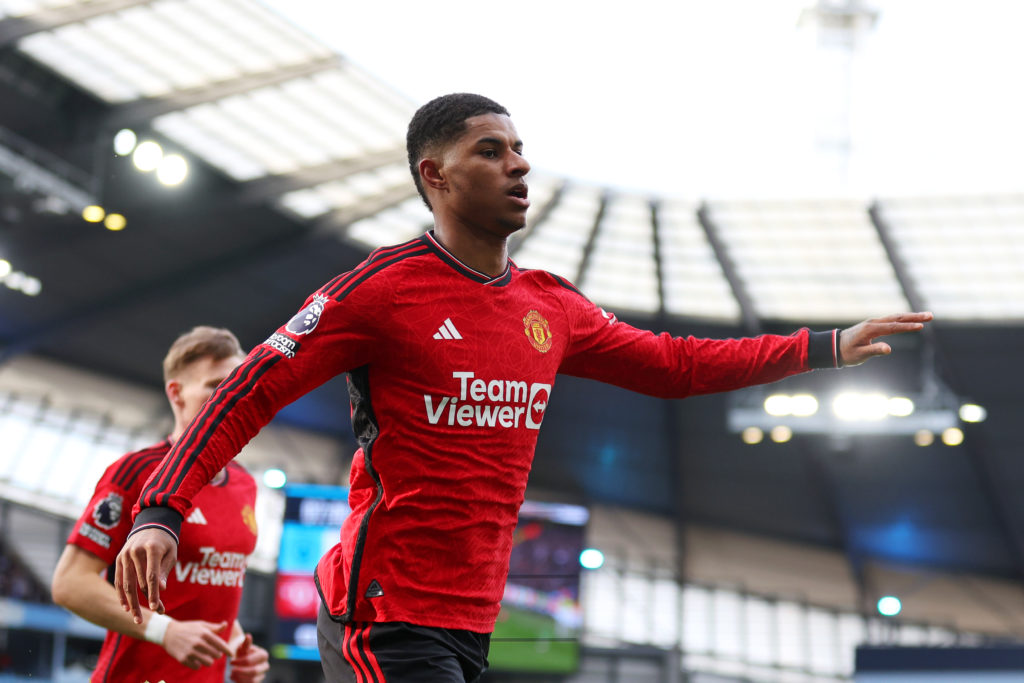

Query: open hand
[
  {"left": 114, "top": 528, "right": 178, "bottom": 623},
  {"left": 840, "top": 312, "right": 933, "bottom": 366}
]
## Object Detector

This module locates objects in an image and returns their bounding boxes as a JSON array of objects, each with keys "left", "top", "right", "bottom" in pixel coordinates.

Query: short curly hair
[
  {"left": 163, "top": 326, "right": 243, "bottom": 382},
  {"left": 406, "top": 93, "right": 510, "bottom": 210}
]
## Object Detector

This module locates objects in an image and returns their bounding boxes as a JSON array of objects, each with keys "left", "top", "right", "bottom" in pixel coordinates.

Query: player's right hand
[
  {"left": 114, "top": 528, "right": 178, "bottom": 623},
  {"left": 163, "top": 619, "right": 233, "bottom": 669}
]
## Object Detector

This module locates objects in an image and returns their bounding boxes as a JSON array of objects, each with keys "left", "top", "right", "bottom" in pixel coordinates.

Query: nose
[{"left": 508, "top": 151, "right": 530, "bottom": 177}]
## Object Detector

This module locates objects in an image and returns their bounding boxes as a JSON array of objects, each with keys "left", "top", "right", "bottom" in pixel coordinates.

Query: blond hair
[{"left": 162, "top": 326, "right": 243, "bottom": 382}]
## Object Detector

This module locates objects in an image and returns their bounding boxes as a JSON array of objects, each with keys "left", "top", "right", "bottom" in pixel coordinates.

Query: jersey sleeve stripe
[
  {"left": 325, "top": 245, "right": 430, "bottom": 300},
  {"left": 318, "top": 238, "right": 427, "bottom": 299},
  {"left": 113, "top": 452, "right": 164, "bottom": 489},
  {"left": 110, "top": 443, "right": 167, "bottom": 487},
  {"left": 140, "top": 349, "right": 276, "bottom": 507},
  {"left": 155, "top": 349, "right": 279, "bottom": 507}
]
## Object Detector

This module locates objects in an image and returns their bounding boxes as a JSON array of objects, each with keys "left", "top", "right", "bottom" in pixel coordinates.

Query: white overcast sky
[{"left": 264, "top": 0, "right": 1024, "bottom": 200}]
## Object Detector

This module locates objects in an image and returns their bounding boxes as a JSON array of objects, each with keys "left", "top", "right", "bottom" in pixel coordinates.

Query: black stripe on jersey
[
  {"left": 110, "top": 442, "right": 168, "bottom": 487},
  {"left": 550, "top": 272, "right": 584, "bottom": 296},
  {"left": 344, "top": 365, "right": 385, "bottom": 622},
  {"left": 97, "top": 633, "right": 121, "bottom": 682},
  {"left": 319, "top": 238, "right": 421, "bottom": 297},
  {"left": 141, "top": 349, "right": 277, "bottom": 507},
  {"left": 158, "top": 350, "right": 280, "bottom": 507},
  {"left": 113, "top": 452, "right": 164, "bottom": 489},
  {"left": 423, "top": 231, "right": 512, "bottom": 286},
  {"left": 327, "top": 243, "right": 431, "bottom": 302}
]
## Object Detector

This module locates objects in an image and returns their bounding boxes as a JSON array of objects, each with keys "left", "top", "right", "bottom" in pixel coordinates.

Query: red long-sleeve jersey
[
  {"left": 71, "top": 442, "right": 257, "bottom": 681},
  {"left": 133, "top": 232, "right": 838, "bottom": 632}
]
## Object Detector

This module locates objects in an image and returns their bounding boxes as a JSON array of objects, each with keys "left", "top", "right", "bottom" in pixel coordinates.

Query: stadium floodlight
[
  {"left": 263, "top": 468, "right": 287, "bottom": 489},
  {"left": 941, "top": 427, "right": 964, "bottom": 446},
  {"left": 770, "top": 425, "right": 793, "bottom": 443},
  {"left": 914, "top": 429, "right": 934, "bottom": 447},
  {"left": 0, "top": 259, "right": 10, "bottom": 278},
  {"left": 833, "top": 392, "right": 889, "bottom": 421},
  {"left": 20, "top": 276, "right": 42, "bottom": 296},
  {"left": 877, "top": 595, "right": 902, "bottom": 617},
  {"left": 104, "top": 213, "right": 126, "bottom": 231},
  {"left": 741, "top": 426, "right": 764, "bottom": 444},
  {"left": 959, "top": 404, "right": 986, "bottom": 423},
  {"left": 764, "top": 394, "right": 792, "bottom": 416},
  {"left": 887, "top": 397, "right": 915, "bottom": 417},
  {"left": 82, "top": 205, "right": 105, "bottom": 223},
  {"left": 790, "top": 394, "right": 819, "bottom": 417},
  {"left": 156, "top": 154, "right": 188, "bottom": 186},
  {"left": 113, "top": 128, "right": 137, "bottom": 156},
  {"left": 579, "top": 548, "right": 605, "bottom": 570},
  {"left": 132, "top": 141, "right": 163, "bottom": 172}
]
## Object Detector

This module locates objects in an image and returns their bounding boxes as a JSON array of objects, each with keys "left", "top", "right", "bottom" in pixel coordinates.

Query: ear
[
  {"left": 419, "top": 157, "right": 446, "bottom": 192},
  {"left": 165, "top": 379, "right": 183, "bottom": 409}
]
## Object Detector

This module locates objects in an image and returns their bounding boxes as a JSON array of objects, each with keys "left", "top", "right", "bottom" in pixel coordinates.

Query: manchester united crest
[
  {"left": 523, "top": 310, "right": 552, "bottom": 353},
  {"left": 242, "top": 504, "right": 258, "bottom": 536}
]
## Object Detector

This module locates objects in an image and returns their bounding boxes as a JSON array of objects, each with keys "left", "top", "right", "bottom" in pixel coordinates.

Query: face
[
  {"left": 428, "top": 113, "right": 531, "bottom": 237},
  {"left": 167, "top": 355, "right": 244, "bottom": 427}
]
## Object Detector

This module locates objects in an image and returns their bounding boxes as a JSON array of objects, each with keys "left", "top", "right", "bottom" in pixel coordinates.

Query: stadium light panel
[{"left": 0, "top": 259, "right": 10, "bottom": 278}]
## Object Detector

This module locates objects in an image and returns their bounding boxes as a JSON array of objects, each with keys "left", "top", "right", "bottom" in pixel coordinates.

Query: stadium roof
[{"left": 1, "top": 0, "right": 1023, "bottom": 586}]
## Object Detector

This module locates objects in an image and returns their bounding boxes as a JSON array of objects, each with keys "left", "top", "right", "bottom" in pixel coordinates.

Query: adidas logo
[
  {"left": 432, "top": 318, "right": 462, "bottom": 340},
  {"left": 186, "top": 507, "right": 208, "bottom": 525}
]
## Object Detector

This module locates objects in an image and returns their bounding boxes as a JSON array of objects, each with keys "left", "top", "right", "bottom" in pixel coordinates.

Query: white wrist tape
[{"left": 144, "top": 613, "right": 171, "bottom": 645}]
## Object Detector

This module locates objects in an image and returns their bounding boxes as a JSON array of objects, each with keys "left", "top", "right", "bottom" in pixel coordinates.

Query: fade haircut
[
  {"left": 163, "top": 326, "right": 243, "bottom": 382},
  {"left": 406, "top": 93, "right": 510, "bottom": 210}
]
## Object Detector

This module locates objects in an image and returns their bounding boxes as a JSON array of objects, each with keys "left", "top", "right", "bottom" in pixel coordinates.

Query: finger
[
  {"left": 191, "top": 651, "right": 216, "bottom": 667},
  {"left": 113, "top": 554, "right": 128, "bottom": 610},
  {"left": 144, "top": 544, "right": 165, "bottom": 611},
  {"left": 869, "top": 312, "right": 933, "bottom": 323},
  {"left": 193, "top": 638, "right": 230, "bottom": 660},
  {"left": 864, "top": 342, "right": 892, "bottom": 357},
  {"left": 120, "top": 555, "right": 144, "bottom": 623},
  {"left": 201, "top": 631, "right": 235, "bottom": 657}
]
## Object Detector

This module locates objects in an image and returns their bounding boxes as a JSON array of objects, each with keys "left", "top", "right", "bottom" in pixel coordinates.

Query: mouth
[{"left": 507, "top": 184, "right": 530, "bottom": 208}]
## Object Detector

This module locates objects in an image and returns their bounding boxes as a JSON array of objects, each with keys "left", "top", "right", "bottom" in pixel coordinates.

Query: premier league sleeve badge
[{"left": 286, "top": 294, "right": 329, "bottom": 336}]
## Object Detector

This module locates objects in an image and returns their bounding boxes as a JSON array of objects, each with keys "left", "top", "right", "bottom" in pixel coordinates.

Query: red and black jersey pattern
[
  {"left": 70, "top": 442, "right": 257, "bottom": 682},
  {"left": 132, "top": 230, "right": 837, "bottom": 633}
]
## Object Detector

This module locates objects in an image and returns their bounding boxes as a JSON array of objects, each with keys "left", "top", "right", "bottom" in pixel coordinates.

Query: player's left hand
[
  {"left": 839, "top": 312, "right": 933, "bottom": 367},
  {"left": 228, "top": 633, "right": 270, "bottom": 683}
]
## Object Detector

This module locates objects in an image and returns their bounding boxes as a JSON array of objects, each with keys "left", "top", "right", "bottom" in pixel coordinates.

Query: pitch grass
[{"left": 488, "top": 606, "right": 579, "bottom": 673}]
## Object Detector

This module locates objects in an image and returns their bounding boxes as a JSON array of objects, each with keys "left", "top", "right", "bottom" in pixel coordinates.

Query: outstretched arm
[{"left": 839, "top": 312, "right": 933, "bottom": 366}]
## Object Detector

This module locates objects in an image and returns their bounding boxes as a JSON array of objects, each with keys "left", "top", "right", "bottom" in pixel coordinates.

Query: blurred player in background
[{"left": 52, "top": 326, "right": 269, "bottom": 682}]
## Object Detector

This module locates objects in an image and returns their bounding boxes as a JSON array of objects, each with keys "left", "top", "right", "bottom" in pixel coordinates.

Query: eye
[{"left": 481, "top": 149, "right": 498, "bottom": 159}]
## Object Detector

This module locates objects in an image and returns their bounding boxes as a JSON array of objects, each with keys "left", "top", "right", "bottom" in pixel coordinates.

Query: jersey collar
[{"left": 422, "top": 231, "right": 513, "bottom": 287}]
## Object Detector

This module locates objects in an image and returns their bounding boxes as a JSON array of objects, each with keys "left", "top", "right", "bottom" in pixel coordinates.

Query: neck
[{"left": 431, "top": 219, "right": 510, "bottom": 278}]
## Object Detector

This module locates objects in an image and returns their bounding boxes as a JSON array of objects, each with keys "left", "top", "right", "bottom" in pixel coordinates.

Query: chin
[{"left": 498, "top": 217, "right": 527, "bottom": 234}]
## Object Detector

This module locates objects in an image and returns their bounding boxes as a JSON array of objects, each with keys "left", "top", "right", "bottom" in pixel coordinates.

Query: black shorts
[{"left": 317, "top": 602, "right": 491, "bottom": 682}]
